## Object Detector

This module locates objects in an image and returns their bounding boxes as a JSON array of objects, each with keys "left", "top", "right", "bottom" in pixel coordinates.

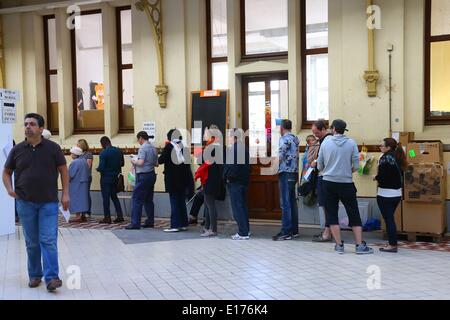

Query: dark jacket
[
  {"left": 158, "top": 143, "right": 191, "bottom": 193},
  {"left": 223, "top": 141, "right": 251, "bottom": 186},
  {"left": 375, "top": 151, "right": 403, "bottom": 190},
  {"left": 97, "top": 146, "right": 124, "bottom": 177},
  {"left": 199, "top": 142, "right": 225, "bottom": 198}
]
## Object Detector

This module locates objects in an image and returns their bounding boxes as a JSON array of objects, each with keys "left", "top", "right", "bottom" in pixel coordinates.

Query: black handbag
[{"left": 116, "top": 173, "right": 125, "bottom": 193}]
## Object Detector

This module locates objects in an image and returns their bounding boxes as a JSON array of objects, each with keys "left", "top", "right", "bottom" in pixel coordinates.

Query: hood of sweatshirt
[{"left": 330, "top": 134, "right": 350, "bottom": 147}]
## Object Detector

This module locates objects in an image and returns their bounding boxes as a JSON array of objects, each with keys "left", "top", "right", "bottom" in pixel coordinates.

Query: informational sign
[
  {"left": 143, "top": 121, "right": 156, "bottom": 143},
  {"left": 0, "top": 120, "right": 15, "bottom": 236},
  {"left": 0, "top": 89, "right": 19, "bottom": 124}
]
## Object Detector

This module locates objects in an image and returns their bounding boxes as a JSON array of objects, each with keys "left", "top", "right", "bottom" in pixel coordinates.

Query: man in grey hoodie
[{"left": 317, "top": 120, "right": 373, "bottom": 254}]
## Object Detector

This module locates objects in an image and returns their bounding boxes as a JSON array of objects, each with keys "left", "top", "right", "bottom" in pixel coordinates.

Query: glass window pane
[
  {"left": 245, "top": 0, "right": 288, "bottom": 55},
  {"left": 270, "top": 80, "right": 289, "bottom": 156},
  {"left": 211, "top": 0, "right": 227, "bottom": 58},
  {"left": 121, "top": 69, "right": 134, "bottom": 128},
  {"left": 212, "top": 62, "right": 228, "bottom": 90},
  {"left": 307, "top": 54, "right": 329, "bottom": 121},
  {"left": 248, "top": 81, "right": 267, "bottom": 157},
  {"left": 430, "top": 41, "right": 450, "bottom": 116},
  {"left": 120, "top": 9, "right": 132, "bottom": 64},
  {"left": 306, "top": 0, "right": 328, "bottom": 49},
  {"left": 47, "top": 18, "right": 57, "bottom": 70},
  {"left": 50, "top": 74, "right": 58, "bottom": 103},
  {"left": 49, "top": 74, "right": 59, "bottom": 131},
  {"left": 75, "top": 12, "right": 104, "bottom": 130},
  {"left": 431, "top": 0, "right": 450, "bottom": 36}
]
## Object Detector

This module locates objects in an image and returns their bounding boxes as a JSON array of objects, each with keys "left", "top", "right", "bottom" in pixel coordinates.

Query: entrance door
[{"left": 242, "top": 73, "right": 289, "bottom": 220}]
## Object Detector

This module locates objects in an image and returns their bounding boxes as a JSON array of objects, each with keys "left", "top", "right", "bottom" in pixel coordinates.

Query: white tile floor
[{"left": 1, "top": 226, "right": 450, "bottom": 300}]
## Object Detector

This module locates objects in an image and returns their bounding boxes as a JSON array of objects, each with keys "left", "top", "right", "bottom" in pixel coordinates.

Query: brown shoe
[
  {"left": 98, "top": 217, "right": 112, "bottom": 224},
  {"left": 28, "top": 278, "right": 42, "bottom": 288},
  {"left": 80, "top": 214, "right": 87, "bottom": 223},
  {"left": 46, "top": 278, "right": 63, "bottom": 292},
  {"left": 113, "top": 217, "right": 125, "bottom": 224}
]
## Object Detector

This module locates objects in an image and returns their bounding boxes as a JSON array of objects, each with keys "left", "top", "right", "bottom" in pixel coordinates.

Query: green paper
[{"left": 409, "top": 150, "right": 416, "bottom": 158}]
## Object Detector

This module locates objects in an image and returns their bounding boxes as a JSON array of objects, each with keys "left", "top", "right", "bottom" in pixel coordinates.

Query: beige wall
[{"left": 3, "top": 0, "right": 450, "bottom": 196}]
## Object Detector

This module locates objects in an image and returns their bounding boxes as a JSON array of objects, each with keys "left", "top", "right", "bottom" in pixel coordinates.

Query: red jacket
[{"left": 195, "top": 163, "right": 211, "bottom": 186}]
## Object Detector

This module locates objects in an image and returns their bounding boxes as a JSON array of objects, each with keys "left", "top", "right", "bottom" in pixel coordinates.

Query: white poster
[
  {"left": 143, "top": 121, "right": 156, "bottom": 143},
  {"left": 0, "top": 89, "right": 19, "bottom": 124},
  {"left": 0, "top": 122, "right": 15, "bottom": 236}
]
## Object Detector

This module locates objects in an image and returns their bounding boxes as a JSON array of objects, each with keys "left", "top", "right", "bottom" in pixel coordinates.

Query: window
[
  {"left": 425, "top": 0, "right": 450, "bottom": 124},
  {"left": 241, "top": 0, "right": 288, "bottom": 59},
  {"left": 301, "top": 0, "right": 329, "bottom": 127},
  {"left": 44, "top": 15, "right": 59, "bottom": 133},
  {"left": 117, "top": 6, "right": 134, "bottom": 132},
  {"left": 71, "top": 10, "right": 104, "bottom": 132},
  {"left": 242, "top": 74, "right": 289, "bottom": 158},
  {"left": 207, "top": 0, "right": 228, "bottom": 90}
]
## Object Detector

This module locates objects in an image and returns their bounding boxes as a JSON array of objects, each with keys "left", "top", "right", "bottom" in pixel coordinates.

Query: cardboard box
[
  {"left": 393, "top": 132, "right": 415, "bottom": 148},
  {"left": 407, "top": 141, "right": 443, "bottom": 164},
  {"left": 404, "top": 163, "right": 446, "bottom": 203},
  {"left": 402, "top": 201, "right": 447, "bottom": 234},
  {"left": 381, "top": 201, "right": 402, "bottom": 232}
]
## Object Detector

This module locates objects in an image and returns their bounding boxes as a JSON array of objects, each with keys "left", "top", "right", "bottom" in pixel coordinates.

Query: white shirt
[{"left": 377, "top": 188, "right": 402, "bottom": 198}]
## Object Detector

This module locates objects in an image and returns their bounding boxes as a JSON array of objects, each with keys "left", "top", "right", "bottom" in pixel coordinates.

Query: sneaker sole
[{"left": 356, "top": 251, "right": 374, "bottom": 255}]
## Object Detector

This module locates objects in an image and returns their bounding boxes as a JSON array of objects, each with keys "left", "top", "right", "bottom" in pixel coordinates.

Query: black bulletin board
[{"left": 189, "top": 90, "right": 229, "bottom": 143}]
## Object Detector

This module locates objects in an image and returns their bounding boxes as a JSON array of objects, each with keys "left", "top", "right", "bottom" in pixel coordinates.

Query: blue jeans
[
  {"left": 227, "top": 183, "right": 250, "bottom": 236},
  {"left": 169, "top": 191, "right": 188, "bottom": 229},
  {"left": 100, "top": 175, "right": 123, "bottom": 218},
  {"left": 16, "top": 200, "right": 59, "bottom": 284},
  {"left": 279, "top": 172, "right": 299, "bottom": 236},
  {"left": 130, "top": 172, "right": 156, "bottom": 227}
]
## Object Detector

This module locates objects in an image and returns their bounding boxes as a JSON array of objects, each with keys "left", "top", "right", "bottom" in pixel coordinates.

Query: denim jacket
[{"left": 278, "top": 133, "right": 300, "bottom": 173}]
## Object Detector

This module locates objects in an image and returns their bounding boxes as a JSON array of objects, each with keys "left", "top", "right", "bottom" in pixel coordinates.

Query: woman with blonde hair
[{"left": 77, "top": 139, "right": 94, "bottom": 217}]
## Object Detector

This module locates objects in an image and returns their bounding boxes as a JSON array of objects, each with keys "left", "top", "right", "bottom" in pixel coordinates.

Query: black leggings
[{"left": 377, "top": 196, "right": 401, "bottom": 246}]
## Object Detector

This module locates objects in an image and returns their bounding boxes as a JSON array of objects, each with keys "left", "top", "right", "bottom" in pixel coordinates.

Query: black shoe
[
  {"left": 189, "top": 217, "right": 198, "bottom": 225},
  {"left": 99, "top": 217, "right": 112, "bottom": 224},
  {"left": 272, "top": 233, "right": 292, "bottom": 241},
  {"left": 114, "top": 217, "right": 125, "bottom": 224},
  {"left": 141, "top": 224, "right": 154, "bottom": 229},
  {"left": 200, "top": 220, "right": 205, "bottom": 227},
  {"left": 125, "top": 224, "right": 141, "bottom": 230}
]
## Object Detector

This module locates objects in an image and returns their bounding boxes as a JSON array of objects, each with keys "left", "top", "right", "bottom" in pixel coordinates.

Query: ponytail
[{"left": 384, "top": 138, "right": 407, "bottom": 171}]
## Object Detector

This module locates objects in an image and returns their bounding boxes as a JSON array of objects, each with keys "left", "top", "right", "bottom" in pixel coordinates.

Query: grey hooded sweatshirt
[{"left": 317, "top": 134, "right": 360, "bottom": 183}]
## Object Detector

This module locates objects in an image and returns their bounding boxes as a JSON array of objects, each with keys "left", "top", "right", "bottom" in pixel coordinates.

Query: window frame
[
  {"left": 424, "top": 0, "right": 450, "bottom": 125},
  {"left": 70, "top": 9, "right": 104, "bottom": 133},
  {"left": 206, "top": 0, "right": 228, "bottom": 90},
  {"left": 43, "top": 14, "right": 58, "bottom": 134},
  {"left": 240, "top": 0, "right": 289, "bottom": 61},
  {"left": 300, "top": 0, "right": 329, "bottom": 129},
  {"left": 116, "top": 5, "right": 134, "bottom": 133}
]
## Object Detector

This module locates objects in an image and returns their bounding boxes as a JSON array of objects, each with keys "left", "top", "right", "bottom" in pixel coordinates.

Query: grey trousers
[{"left": 204, "top": 194, "right": 218, "bottom": 233}]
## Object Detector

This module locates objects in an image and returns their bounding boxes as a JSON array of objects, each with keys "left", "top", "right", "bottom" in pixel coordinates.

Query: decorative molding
[
  {"left": 136, "top": 0, "right": 168, "bottom": 108},
  {"left": 364, "top": 0, "right": 379, "bottom": 97}
]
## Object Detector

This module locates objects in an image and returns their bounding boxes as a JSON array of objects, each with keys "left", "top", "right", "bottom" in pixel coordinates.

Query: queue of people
[{"left": 3, "top": 113, "right": 406, "bottom": 292}]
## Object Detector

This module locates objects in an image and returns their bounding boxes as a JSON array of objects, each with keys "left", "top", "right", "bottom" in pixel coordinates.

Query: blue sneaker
[
  {"left": 335, "top": 242, "right": 345, "bottom": 254},
  {"left": 356, "top": 241, "right": 374, "bottom": 255}
]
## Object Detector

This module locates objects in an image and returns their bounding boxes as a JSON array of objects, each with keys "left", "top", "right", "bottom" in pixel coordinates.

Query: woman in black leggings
[{"left": 373, "top": 138, "right": 407, "bottom": 253}]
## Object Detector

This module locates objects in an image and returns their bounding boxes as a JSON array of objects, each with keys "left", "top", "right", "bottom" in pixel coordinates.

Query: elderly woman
[
  {"left": 69, "top": 146, "right": 90, "bottom": 223},
  {"left": 77, "top": 139, "right": 94, "bottom": 216}
]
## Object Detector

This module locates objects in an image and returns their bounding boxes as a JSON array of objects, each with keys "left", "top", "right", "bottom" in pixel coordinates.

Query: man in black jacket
[{"left": 224, "top": 129, "right": 251, "bottom": 240}]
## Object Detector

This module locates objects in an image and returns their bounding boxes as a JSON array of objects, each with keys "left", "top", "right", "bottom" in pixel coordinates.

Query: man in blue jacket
[
  {"left": 273, "top": 120, "right": 300, "bottom": 241},
  {"left": 224, "top": 129, "right": 251, "bottom": 240}
]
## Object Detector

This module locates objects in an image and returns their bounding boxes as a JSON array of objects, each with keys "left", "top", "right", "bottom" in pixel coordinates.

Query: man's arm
[
  {"left": 96, "top": 152, "right": 106, "bottom": 173},
  {"left": 2, "top": 168, "right": 17, "bottom": 198},
  {"left": 58, "top": 165, "right": 70, "bottom": 211},
  {"left": 317, "top": 144, "right": 325, "bottom": 172},
  {"left": 351, "top": 142, "right": 360, "bottom": 173}
]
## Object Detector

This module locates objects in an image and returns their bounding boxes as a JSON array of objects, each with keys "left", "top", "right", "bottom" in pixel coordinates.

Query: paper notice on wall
[
  {"left": 392, "top": 132, "right": 400, "bottom": 143},
  {"left": 143, "top": 121, "right": 156, "bottom": 143},
  {"left": 191, "top": 128, "right": 202, "bottom": 145},
  {"left": 0, "top": 89, "right": 19, "bottom": 124}
]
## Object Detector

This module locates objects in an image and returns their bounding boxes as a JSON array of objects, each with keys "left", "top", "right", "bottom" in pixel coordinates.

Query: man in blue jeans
[
  {"left": 97, "top": 136, "right": 125, "bottom": 224},
  {"left": 224, "top": 129, "right": 251, "bottom": 240},
  {"left": 2, "top": 113, "right": 70, "bottom": 292},
  {"left": 126, "top": 131, "right": 158, "bottom": 230},
  {"left": 273, "top": 120, "right": 300, "bottom": 241}
]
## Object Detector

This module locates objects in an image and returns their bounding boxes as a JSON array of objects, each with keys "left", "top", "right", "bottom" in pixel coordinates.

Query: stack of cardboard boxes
[{"left": 403, "top": 141, "right": 447, "bottom": 234}]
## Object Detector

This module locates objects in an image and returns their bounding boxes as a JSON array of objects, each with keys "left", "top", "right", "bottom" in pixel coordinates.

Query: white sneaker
[
  {"left": 180, "top": 227, "right": 188, "bottom": 231},
  {"left": 231, "top": 233, "right": 250, "bottom": 240},
  {"left": 164, "top": 228, "right": 180, "bottom": 233},
  {"left": 201, "top": 230, "right": 217, "bottom": 237}
]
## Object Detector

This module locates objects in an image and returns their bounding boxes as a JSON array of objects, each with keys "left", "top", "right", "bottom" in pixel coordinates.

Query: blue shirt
[
  {"left": 96, "top": 146, "right": 124, "bottom": 177},
  {"left": 278, "top": 133, "right": 300, "bottom": 173}
]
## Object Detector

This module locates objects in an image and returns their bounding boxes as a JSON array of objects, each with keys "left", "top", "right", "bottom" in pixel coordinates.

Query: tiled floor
[{"left": 1, "top": 225, "right": 450, "bottom": 300}]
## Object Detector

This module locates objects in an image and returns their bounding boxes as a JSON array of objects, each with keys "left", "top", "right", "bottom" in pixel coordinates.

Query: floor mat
[{"left": 373, "top": 240, "right": 450, "bottom": 253}]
